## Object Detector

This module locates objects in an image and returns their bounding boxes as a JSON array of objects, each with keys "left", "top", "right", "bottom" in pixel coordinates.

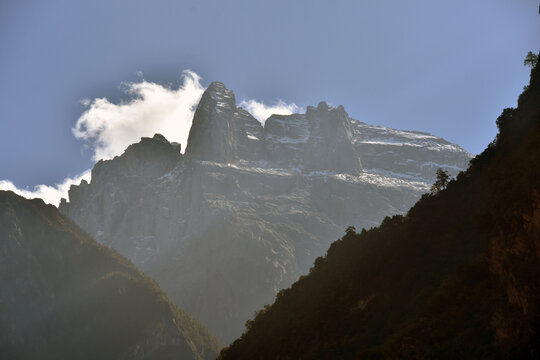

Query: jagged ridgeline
[
  {"left": 0, "top": 191, "right": 220, "bottom": 360},
  {"left": 60, "top": 82, "right": 470, "bottom": 343},
  {"left": 218, "top": 56, "right": 540, "bottom": 359}
]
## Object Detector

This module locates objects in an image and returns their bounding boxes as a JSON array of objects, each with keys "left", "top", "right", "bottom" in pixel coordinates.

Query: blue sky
[{"left": 1, "top": 0, "right": 539, "bottom": 203}]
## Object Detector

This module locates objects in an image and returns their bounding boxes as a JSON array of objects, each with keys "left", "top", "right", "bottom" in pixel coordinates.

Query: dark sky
[{"left": 1, "top": 0, "right": 539, "bottom": 190}]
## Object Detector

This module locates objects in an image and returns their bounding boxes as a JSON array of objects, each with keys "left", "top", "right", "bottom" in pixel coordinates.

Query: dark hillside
[
  {"left": 219, "top": 54, "right": 540, "bottom": 359},
  {"left": 0, "top": 191, "right": 220, "bottom": 360}
]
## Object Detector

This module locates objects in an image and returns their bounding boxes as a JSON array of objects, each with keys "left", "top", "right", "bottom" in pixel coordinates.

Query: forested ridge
[
  {"left": 219, "top": 53, "right": 540, "bottom": 359},
  {"left": 0, "top": 191, "right": 221, "bottom": 360}
]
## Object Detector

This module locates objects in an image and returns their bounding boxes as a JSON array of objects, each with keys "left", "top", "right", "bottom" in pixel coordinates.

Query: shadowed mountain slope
[
  {"left": 0, "top": 191, "right": 220, "bottom": 360},
  {"left": 218, "top": 55, "right": 540, "bottom": 359}
]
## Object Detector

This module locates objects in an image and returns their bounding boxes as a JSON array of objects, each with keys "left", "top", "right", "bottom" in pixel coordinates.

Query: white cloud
[
  {"left": 73, "top": 70, "right": 204, "bottom": 161},
  {"left": 0, "top": 170, "right": 91, "bottom": 207},
  {"left": 2, "top": 70, "right": 304, "bottom": 207},
  {"left": 239, "top": 99, "right": 301, "bottom": 125}
]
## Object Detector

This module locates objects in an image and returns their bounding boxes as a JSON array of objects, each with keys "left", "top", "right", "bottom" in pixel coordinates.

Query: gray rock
[
  {"left": 302, "top": 102, "right": 361, "bottom": 174},
  {"left": 59, "top": 82, "right": 472, "bottom": 344},
  {"left": 185, "top": 82, "right": 265, "bottom": 163}
]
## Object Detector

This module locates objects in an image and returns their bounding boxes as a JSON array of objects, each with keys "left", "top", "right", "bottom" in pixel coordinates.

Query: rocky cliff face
[
  {"left": 59, "top": 82, "right": 471, "bottom": 343},
  {"left": 185, "top": 82, "right": 241, "bottom": 163},
  {"left": 0, "top": 191, "right": 220, "bottom": 360},
  {"left": 303, "top": 102, "right": 361, "bottom": 174}
]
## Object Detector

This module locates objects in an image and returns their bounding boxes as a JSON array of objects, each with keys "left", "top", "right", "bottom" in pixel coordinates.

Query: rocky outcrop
[
  {"left": 303, "top": 102, "right": 361, "bottom": 174},
  {"left": 59, "top": 82, "right": 471, "bottom": 343},
  {"left": 184, "top": 82, "right": 468, "bottom": 179},
  {"left": 92, "top": 132, "right": 181, "bottom": 182},
  {"left": 263, "top": 102, "right": 362, "bottom": 175},
  {"left": 351, "top": 120, "right": 470, "bottom": 179},
  {"left": 185, "top": 82, "right": 239, "bottom": 163},
  {"left": 185, "top": 82, "right": 266, "bottom": 163}
]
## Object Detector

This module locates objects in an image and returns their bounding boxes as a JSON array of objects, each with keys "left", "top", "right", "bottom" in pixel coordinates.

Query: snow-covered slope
[
  {"left": 352, "top": 121, "right": 469, "bottom": 181},
  {"left": 59, "top": 82, "right": 471, "bottom": 343}
]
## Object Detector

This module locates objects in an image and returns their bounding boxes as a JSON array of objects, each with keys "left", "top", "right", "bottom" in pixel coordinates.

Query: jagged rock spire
[
  {"left": 302, "top": 101, "right": 362, "bottom": 174},
  {"left": 185, "top": 82, "right": 240, "bottom": 163}
]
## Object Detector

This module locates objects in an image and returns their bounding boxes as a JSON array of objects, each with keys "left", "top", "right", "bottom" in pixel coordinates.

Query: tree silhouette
[
  {"left": 431, "top": 168, "right": 450, "bottom": 194},
  {"left": 524, "top": 51, "right": 538, "bottom": 68}
]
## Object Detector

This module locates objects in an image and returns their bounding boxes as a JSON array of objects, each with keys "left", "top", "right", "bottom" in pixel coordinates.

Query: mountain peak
[
  {"left": 204, "top": 81, "right": 236, "bottom": 103},
  {"left": 317, "top": 101, "right": 330, "bottom": 110},
  {"left": 151, "top": 132, "right": 168, "bottom": 142},
  {"left": 307, "top": 101, "right": 347, "bottom": 117},
  {"left": 88, "top": 133, "right": 181, "bottom": 188},
  {"left": 207, "top": 81, "right": 228, "bottom": 92},
  {"left": 303, "top": 101, "right": 361, "bottom": 174},
  {"left": 122, "top": 133, "right": 181, "bottom": 164},
  {"left": 184, "top": 82, "right": 241, "bottom": 163}
]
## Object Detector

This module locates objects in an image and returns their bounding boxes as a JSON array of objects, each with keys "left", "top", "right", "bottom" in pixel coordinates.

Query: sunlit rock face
[
  {"left": 60, "top": 82, "right": 471, "bottom": 343},
  {"left": 303, "top": 102, "right": 361, "bottom": 174},
  {"left": 264, "top": 102, "right": 362, "bottom": 175},
  {"left": 185, "top": 82, "right": 240, "bottom": 163},
  {"left": 185, "top": 82, "right": 266, "bottom": 163}
]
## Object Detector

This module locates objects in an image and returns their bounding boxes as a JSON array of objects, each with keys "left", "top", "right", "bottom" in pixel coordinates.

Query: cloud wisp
[
  {"left": 2, "top": 70, "right": 303, "bottom": 207},
  {"left": 0, "top": 170, "right": 91, "bottom": 207},
  {"left": 239, "top": 99, "right": 301, "bottom": 125},
  {"left": 73, "top": 70, "right": 205, "bottom": 160},
  {"left": 1, "top": 71, "right": 202, "bottom": 206}
]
